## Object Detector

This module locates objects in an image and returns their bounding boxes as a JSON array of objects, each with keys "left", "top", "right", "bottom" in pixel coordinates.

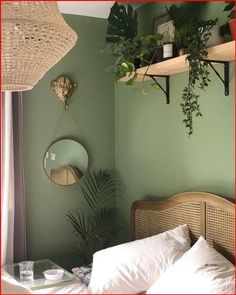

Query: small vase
[
  {"left": 228, "top": 19, "right": 235, "bottom": 40},
  {"left": 163, "top": 43, "right": 177, "bottom": 60},
  {"left": 206, "top": 25, "right": 224, "bottom": 47}
]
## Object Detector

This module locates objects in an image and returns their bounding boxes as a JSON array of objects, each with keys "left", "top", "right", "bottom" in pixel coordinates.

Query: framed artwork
[{"left": 153, "top": 13, "right": 175, "bottom": 43}]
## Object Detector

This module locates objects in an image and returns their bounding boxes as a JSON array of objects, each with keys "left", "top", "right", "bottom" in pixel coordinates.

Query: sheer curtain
[
  {"left": 1, "top": 92, "right": 26, "bottom": 265},
  {"left": 2, "top": 91, "right": 15, "bottom": 265}
]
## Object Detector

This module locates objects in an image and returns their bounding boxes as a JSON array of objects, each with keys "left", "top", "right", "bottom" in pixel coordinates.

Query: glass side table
[{"left": 2, "top": 259, "right": 80, "bottom": 291}]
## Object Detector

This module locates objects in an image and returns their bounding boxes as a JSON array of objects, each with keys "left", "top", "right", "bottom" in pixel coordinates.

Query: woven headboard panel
[{"left": 131, "top": 192, "right": 235, "bottom": 263}]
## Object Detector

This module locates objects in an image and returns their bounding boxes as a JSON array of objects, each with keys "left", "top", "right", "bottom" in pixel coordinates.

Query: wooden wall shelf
[{"left": 120, "top": 41, "right": 235, "bottom": 82}]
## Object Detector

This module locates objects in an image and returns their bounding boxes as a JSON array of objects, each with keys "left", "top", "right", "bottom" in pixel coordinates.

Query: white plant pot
[{"left": 206, "top": 25, "right": 224, "bottom": 48}]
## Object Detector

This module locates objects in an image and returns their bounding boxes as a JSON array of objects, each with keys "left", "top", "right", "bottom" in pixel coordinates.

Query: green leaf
[
  {"left": 224, "top": 2, "right": 234, "bottom": 12},
  {"left": 126, "top": 72, "right": 137, "bottom": 86},
  {"left": 121, "top": 62, "right": 135, "bottom": 72},
  {"left": 81, "top": 170, "right": 117, "bottom": 210},
  {"left": 106, "top": 2, "right": 138, "bottom": 43},
  {"left": 67, "top": 169, "right": 121, "bottom": 264},
  {"left": 67, "top": 211, "right": 89, "bottom": 242},
  {"left": 150, "top": 82, "right": 160, "bottom": 89},
  {"left": 142, "top": 88, "right": 148, "bottom": 95}
]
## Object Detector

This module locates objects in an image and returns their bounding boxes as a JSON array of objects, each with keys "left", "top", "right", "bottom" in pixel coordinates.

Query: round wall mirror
[{"left": 44, "top": 139, "right": 89, "bottom": 186}]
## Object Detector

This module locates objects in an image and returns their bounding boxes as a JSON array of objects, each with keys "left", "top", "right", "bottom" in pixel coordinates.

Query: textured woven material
[
  {"left": 2, "top": 1, "right": 78, "bottom": 91},
  {"left": 135, "top": 202, "right": 201, "bottom": 244},
  {"left": 133, "top": 194, "right": 235, "bottom": 263},
  {"left": 206, "top": 204, "right": 235, "bottom": 263}
]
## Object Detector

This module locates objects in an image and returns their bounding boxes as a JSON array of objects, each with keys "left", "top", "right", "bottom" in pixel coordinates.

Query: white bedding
[
  {"left": 2, "top": 275, "right": 88, "bottom": 295},
  {"left": 88, "top": 224, "right": 191, "bottom": 294},
  {"left": 146, "top": 236, "right": 235, "bottom": 294},
  {"left": 32, "top": 283, "right": 88, "bottom": 294},
  {"left": 2, "top": 229, "right": 234, "bottom": 294}
]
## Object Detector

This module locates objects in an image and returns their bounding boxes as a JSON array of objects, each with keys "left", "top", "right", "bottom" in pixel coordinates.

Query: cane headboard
[{"left": 131, "top": 192, "right": 235, "bottom": 263}]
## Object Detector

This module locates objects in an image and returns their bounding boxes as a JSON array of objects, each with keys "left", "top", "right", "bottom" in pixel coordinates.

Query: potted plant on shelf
[
  {"left": 166, "top": 2, "right": 205, "bottom": 56},
  {"left": 105, "top": 2, "right": 163, "bottom": 87},
  {"left": 166, "top": 2, "right": 217, "bottom": 136},
  {"left": 167, "top": 2, "right": 222, "bottom": 51},
  {"left": 106, "top": 2, "right": 218, "bottom": 136}
]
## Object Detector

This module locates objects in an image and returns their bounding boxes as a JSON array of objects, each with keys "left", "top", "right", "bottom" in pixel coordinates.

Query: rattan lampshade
[{"left": 1, "top": 1, "right": 78, "bottom": 91}]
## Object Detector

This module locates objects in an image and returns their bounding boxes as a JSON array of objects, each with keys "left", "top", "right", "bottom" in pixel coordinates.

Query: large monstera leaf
[{"left": 106, "top": 2, "right": 138, "bottom": 42}]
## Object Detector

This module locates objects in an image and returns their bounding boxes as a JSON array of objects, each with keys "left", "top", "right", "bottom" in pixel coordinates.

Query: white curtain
[{"left": 1, "top": 91, "right": 15, "bottom": 265}]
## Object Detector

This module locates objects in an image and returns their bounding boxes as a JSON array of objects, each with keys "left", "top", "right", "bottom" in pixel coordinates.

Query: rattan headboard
[{"left": 131, "top": 192, "right": 235, "bottom": 263}]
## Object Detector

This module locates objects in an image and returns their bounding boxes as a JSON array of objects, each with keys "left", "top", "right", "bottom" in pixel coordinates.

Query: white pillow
[
  {"left": 147, "top": 236, "right": 235, "bottom": 294},
  {"left": 1, "top": 276, "right": 32, "bottom": 294},
  {"left": 88, "top": 224, "right": 191, "bottom": 294}
]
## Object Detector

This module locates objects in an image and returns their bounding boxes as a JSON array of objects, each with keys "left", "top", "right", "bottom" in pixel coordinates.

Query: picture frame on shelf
[{"left": 153, "top": 13, "right": 175, "bottom": 43}]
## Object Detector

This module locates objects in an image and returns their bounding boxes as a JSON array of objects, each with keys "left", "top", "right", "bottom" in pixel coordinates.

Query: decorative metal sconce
[{"left": 50, "top": 75, "right": 77, "bottom": 109}]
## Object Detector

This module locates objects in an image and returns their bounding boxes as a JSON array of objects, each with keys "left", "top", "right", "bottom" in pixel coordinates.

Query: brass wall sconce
[{"left": 50, "top": 75, "right": 77, "bottom": 109}]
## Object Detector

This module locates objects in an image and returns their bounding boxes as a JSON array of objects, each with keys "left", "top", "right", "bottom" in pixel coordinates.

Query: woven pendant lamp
[{"left": 1, "top": 1, "right": 78, "bottom": 91}]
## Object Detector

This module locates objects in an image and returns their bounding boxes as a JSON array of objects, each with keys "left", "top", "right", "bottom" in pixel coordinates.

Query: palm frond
[
  {"left": 88, "top": 208, "right": 115, "bottom": 236},
  {"left": 81, "top": 187, "right": 95, "bottom": 212},
  {"left": 71, "top": 242, "right": 92, "bottom": 265},
  {"left": 66, "top": 211, "right": 90, "bottom": 243},
  {"left": 81, "top": 170, "right": 117, "bottom": 212},
  {"left": 67, "top": 169, "right": 120, "bottom": 264}
]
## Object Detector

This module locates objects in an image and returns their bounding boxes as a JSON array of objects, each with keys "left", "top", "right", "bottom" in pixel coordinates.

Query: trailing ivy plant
[
  {"left": 166, "top": 2, "right": 217, "bottom": 135},
  {"left": 106, "top": 2, "right": 218, "bottom": 136},
  {"left": 166, "top": 2, "right": 205, "bottom": 51},
  {"left": 67, "top": 170, "right": 121, "bottom": 265},
  {"left": 181, "top": 20, "right": 216, "bottom": 136}
]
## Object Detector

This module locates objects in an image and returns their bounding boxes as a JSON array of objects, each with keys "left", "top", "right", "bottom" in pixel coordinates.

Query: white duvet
[
  {"left": 33, "top": 283, "right": 88, "bottom": 294},
  {"left": 2, "top": 229, "right": 234, "bottom": 295},
  {"left": 2, "top": 275, "right": 88, "bottom": 295}
]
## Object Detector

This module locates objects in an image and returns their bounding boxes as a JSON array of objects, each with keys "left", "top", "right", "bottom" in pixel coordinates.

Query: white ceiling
[
  {"left": 58, "top": 2, "right": 146, "bottom": 19},
  {"left": 58, "top": 1, "right": 115, "bottom": 19}
]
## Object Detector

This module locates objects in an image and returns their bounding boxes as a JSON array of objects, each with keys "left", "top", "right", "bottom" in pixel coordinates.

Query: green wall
[
  {"left": 115, "top": 2, "right": 235, "bottom": 237},
  {"left": 22, "top": 15, "right": 114, "bottom": 269},
  {"left": 22, "top": 2, "right": 234, "bottom": 267},
  {"left": 138, "top": 1, "right": 228, "bottom": 35}
]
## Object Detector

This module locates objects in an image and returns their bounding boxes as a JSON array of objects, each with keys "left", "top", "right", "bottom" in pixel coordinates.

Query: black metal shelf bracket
[
  {"left": 204, "top": 60, "right": 230, "bottom": 96},
  {"left": 145, "top": 59, "right": 229, "bottom": 103},
  {"left": 147, "top": 74, "right": 170, "bottom": 104}
]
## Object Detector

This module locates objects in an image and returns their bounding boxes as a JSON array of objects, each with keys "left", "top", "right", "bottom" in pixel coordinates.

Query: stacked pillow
[
  {"left": 87, "top": 224, "right": 191, "bottom": 294},
  {"left": 146, "top": 236, "right": 235, "bottom": 294},
  {"left": 87, "top": 225, "right": 235, "bottom": 294}
]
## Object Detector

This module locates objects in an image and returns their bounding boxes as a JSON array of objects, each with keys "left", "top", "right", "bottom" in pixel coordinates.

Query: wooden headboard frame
[{"left": 131, "top": 192, "right": 235, "bottom": 263}]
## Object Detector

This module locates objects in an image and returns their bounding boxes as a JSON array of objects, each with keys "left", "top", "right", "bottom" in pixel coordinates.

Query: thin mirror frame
[{"left": 43, "top": 137, "right": 89, "bottom": 186}]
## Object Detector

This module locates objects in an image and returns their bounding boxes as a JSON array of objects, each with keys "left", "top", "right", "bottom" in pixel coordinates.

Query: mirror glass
[{"left": 44, "top": 139, "right": 89, "bottom": 186}]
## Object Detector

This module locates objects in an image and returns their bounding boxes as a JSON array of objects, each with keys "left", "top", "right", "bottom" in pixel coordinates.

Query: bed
[
  {"left": 3, "top": 191, "right": 235, "bottom": 294},
  {"left": 131, "top": 191, "right": 235, "bottom": 264},
  {"left": 38, "top": 191, "right": 235, "bottom": 294}
]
